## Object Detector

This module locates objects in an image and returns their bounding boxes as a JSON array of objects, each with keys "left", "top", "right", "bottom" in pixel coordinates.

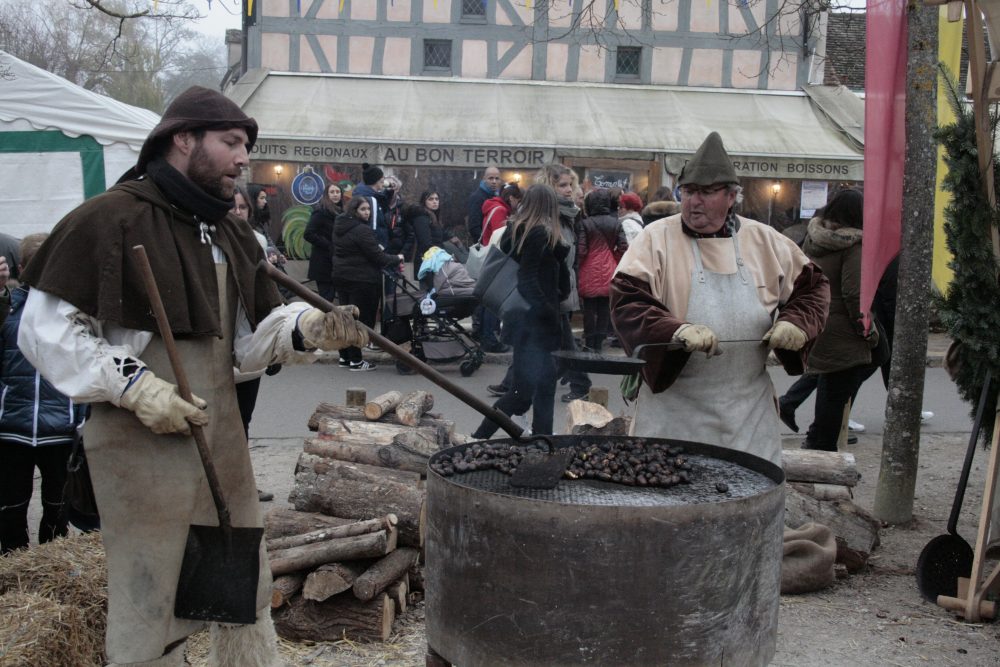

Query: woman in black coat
[
  {"left": 406, "top": 190, "right": 445, "bottom": 279},
  {"left": 331, "top": 196, "right": 404, "bottom": 372},
  {"left": 472, "top": 184, "right": 569, "bottom": 438},
  {"left": 305, "top": 183, "right": 342, "bottom": 301}
]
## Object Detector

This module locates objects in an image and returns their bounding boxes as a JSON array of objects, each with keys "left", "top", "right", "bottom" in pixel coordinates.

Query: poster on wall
[
  {"left": 800, "top": 180, "right": 829, "bottom": 218},
  {"left": 291, "top": 165, "right": 325, "bottom": 206},
  {"left": 587, "top": 170, "right": 631, "bottom": 191}
]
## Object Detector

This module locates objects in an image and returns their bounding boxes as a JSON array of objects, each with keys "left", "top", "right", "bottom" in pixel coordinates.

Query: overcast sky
[{"left": 190, "top": 0, "right": 242, "bottom": 39}]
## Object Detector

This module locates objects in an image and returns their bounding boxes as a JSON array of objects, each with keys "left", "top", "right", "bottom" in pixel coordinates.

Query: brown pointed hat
[
  {"left": 678, "top": 132, "right": 738, "bottom": 187},
  {"left": 133, "top": 86, "right": 258, "bottom": 176}
]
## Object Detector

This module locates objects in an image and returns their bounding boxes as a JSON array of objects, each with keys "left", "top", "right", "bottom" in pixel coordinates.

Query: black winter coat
[
  {"left": 500, "top": 225, "right": 570, "bottom": 351},
  {"left": 0, "top": 287, "right": 86, "bottom": 447},
  {"left": 305, "top": 205, "right": 338, "bottom": 282},
  {"left": 331, "top": 213, "right": 401, "bottom": 285},
  {"left": 407, "top": 206, "right": 444, "bottom": 277}
]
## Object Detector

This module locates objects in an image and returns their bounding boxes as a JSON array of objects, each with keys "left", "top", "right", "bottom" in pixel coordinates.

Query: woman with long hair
[
  {"left": 247, "top": 184, "right": 273, "bottom": 242},
  {"left": 406, "top": 190, "right": 445, "bottom": 279},
  {"left": 472, "top": 184, "right": 569, "bottom": 439},
  {"left": 331, "top": 196, "right": 405, "bottom": 372},
  {"left": 305, "top": 182, "right": 343, "bottom": 301},
  {"left": 535, "top": 163, "right": 592, "bottom": 402}
]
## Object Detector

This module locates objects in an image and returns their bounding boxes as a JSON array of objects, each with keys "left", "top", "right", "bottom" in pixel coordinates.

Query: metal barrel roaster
[{"left": 424, "top": 436, "right": 785, "bottom": 667}]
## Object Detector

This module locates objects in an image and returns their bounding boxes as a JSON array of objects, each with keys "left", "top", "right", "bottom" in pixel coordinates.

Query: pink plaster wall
[
  {"left": 261, "top": 32, "right": 290, "bottom": 70},
  {"left": 577, "top": 45, "right": 605, "bottom": 83},
  {"left": 315, "top": 0, "right": 341, "bottom": 20},
  {"left": 731, "top": 50, "right": 762, "bottom": 88},
  {"left": 498, "top": 42, "right": 532, "bottom": 79},
  {"left": 423, "top": 0, "right": 452, "bottom": 23},
  {"left": 766, "top": 52, "right": 798, "bottom": 90},
  {"left": 351, "top": 1, "right": 376, "bottom": 21},
  {"left": 382, "top": 37, "right": 411, "bottom": 75},
  {"left": 651, "top": 47, "right": 683, "bottom": 85},
  {"left": 262, "top": 0, "right": 289, "bottom": 18},
  {"left": 463, "top": 40, "right": 489, "bottom": 78},
  {"left": 496, "top": 1, "right": 531, "bottom": 26},
  {"left": 618, "top": 1, "right": 643, "bottom": 30},
  {"left": 547, "top": 43, "right": 570, "bottom": 81},
  {"left": 652, "top": 2, "right": 679, "bottom": 31},
  {"left": 299, "top": 34, "right": 337, "bottom": 72},
  {"left": 688, "top": 49, "right": 723, "bottom": 87},
  {"left": 690, "top": 3, "right": 719, "bottom": 33},
  {"left": 387, "top": 1, "right": 411, "bottom": 22},
  {"left": 348, "top": 36, "right": 375, "bottom": 74}
]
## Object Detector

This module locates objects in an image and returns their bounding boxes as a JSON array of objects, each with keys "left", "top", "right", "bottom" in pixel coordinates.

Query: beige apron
[
  {"left": 86, "top": 265, "right": 271, "bottom": 664},
  {"left": 631, "top": 234, "right": 782, "bottom": 466}
]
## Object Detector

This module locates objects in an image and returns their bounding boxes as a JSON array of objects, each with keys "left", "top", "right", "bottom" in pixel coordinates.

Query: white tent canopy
[
  {"left": 0, "top": 51, "right": 159, "bottom": 238},
  {"left": 230, "top": 71, "right": 863, "bottom": 178}
]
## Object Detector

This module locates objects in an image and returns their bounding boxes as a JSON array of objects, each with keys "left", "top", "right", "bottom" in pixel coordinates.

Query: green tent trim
[{"left": 0, "top": 130, "right": 106, "bottom": 199}]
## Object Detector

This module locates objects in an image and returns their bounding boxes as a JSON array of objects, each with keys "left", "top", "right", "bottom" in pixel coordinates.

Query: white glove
[
  {"left": 298, "top": 306, "right": 369, "bottom": 351},
  {"left": 763, "top": 320, "right": 808, "bottom": 351},
  {"left": 673, "top": 323, "right": 719, "bottom": 357},
  {"left": 120, "top": 371, "right": 209, "bottom": 435}
]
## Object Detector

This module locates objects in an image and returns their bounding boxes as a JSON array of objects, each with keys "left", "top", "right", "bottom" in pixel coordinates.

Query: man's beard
[{"left": 188, "top": 142, "right": 232, "bottom": 200}]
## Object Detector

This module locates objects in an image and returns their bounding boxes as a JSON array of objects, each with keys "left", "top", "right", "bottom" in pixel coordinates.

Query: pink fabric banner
[{"left": 863, "top": 0, "right": 909, "bottom": 328}]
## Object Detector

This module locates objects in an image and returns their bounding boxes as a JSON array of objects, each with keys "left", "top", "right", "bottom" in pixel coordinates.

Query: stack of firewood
[{"left": 267, "top": 389, "right": 459, "bottom": 642}]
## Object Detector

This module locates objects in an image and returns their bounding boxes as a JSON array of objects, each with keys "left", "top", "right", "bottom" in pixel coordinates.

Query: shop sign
[
  {"left": 664, "top": 154, "right": 863, "bottom": 181},
  {"left": 252, "top": 139, "right": 554, "bottom": 168},
  {"left": 587, "top": 169, "right": 631, "bottom": 190}
]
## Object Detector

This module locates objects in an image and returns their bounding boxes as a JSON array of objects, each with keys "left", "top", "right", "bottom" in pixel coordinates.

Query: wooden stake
[{"left": 345, "top": 388, "right": 367, "bottom": 407}]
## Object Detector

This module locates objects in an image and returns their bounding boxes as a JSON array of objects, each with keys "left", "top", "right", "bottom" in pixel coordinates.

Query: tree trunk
[
  {"left": 273, "top": 592, "right": 395, "bottom": 642},
  {"left": 396, "top": 391, "right": 434, "bottom": 426},
  {"left": 270, "top": 573, "right": 305, "bottom": 609},
  {"left": 269, "top": 530, "right": 395, "bottom": 577},
  {"left": 873, "top": 4, "right": 937, "bottom": 524},
  {"left": 781, "top": 449, "right": 860, "bottom": 487},
  {"left": 302, "top": 561, "right": 370, "bottom": 602},
  {"left": 265, "top": 514, "right": 397, "bottom": 552},
  {"left": 265, "top": 508, "right": 356, "bottom": 540}
]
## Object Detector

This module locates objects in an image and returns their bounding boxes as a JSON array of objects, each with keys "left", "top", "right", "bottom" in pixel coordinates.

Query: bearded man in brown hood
[{"left": 18, "top": 86, "right": 365, "bottom": 667}]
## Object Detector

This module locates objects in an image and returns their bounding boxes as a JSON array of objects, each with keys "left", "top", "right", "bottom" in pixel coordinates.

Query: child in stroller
[{"left": 382, "top": 247, "right": 484, "bottom": 375}]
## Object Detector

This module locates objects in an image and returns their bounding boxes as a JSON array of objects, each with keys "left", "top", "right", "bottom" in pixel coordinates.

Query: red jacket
[{"left": 480, "top": 197, "right": 511, "bottom": 245}]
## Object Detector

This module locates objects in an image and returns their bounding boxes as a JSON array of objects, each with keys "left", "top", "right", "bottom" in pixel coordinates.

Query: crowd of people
[{"left": 0, "top": 84, "right": 910, "bottom": 667}]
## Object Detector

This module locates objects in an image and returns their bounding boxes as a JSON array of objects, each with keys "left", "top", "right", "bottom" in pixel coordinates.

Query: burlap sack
[{"left": 781, "top": 522, "right": 837, "bottom": 594}]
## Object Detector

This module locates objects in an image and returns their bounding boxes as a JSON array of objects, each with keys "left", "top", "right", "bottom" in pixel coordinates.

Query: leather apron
[
  {"left": 631, "top": 234, "right": 782, "bottom": 466},
  {"left": 86, "top": 265, "right": 271, "bottom": 664}
]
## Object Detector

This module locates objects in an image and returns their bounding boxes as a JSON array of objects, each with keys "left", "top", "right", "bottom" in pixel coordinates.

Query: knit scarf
[
  {"left": 146, "top": 158, "right": 234, "bottom": 223},
  {"left": 558, "top": 198, "right": 580, "bottom": 221}
]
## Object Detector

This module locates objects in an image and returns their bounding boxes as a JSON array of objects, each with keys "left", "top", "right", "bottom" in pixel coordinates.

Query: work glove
[
  {"left": 763, "top": 320, "right": 808, "bottom": 351},
  {"left": 120, "top": 371, "right": 209, "bottom": 435},
  {"left": 673, "top": 323, "right": 719, "bottom": 357},
  {"left": 298, "top": 306, "right": 369, "bottom": 351}
]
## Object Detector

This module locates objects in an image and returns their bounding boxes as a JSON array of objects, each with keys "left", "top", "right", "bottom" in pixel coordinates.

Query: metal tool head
[{"left": 174, "top": 524, "right": 264, "bottom": 624}]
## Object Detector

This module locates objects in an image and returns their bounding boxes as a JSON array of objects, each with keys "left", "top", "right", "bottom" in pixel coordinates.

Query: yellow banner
[{"left": 933, "top": 5, "right": 963, "bottom": 294}]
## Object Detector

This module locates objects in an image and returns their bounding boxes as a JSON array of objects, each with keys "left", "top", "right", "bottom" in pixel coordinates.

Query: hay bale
[
  {"left": 0, "top": 591, "right": 101, "bottom": 666},
  {"left": 0, "top": 532, "right": 107, "bottom": 666}
]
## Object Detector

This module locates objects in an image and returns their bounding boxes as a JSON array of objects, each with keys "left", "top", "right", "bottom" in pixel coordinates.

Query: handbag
[
  {"left": 465, "top": 209, "right": 500, "bottom": 279},
  {"left": 64, "top": 428, "right": 99, "bottom": 519},
  {"left": 380, "top": 284, "right": 413, "bottom": 344},
  {"left": 473, "top": 245, "right": 531, "bottom": 320}
]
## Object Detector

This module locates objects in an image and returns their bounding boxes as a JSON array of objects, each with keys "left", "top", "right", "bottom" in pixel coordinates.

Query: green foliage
[
  {"left": 935, "top": 65, "right": 1000, "bottom": 438},
  {"left": 281, "top": 206, "right": 313, "bottom": 260}
]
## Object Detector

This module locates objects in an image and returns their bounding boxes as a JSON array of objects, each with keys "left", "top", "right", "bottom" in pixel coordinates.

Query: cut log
[
  {"left": 269, "top": 530, "right": 394, "bottom": 577},
  {"left": 308, "top": 402, "right": 452, "bottom": 433},
  {"left": 302, "top": 561, "right": 369, "bottom": 602},
  {"left": 273, "top": 592, "right": 395, "bottom": 642},
  {"left": 317, "top": 417, "right": 448, "bottom": 448},
  {"left": 270, "top": 573, "right": 305, "bottom": 609},
  {"left": 788, "top": 482, "right": 853, "bottom": 502},
  {"left": 566, "top": 400, "right": 631, "bottom": 436},
  {"left": 364, "top": 391, "right": 403, "bottom": 421},
  {"left": 386, "top": 574, "right": 409, "bottom": 614},
  {"left": 266, "top": 514, "right": 398, "bottom": 552},
  {"left": 408, "top": 565, "right": 424, "bottom": 593},
  {"left": 781, "top": 449, "right": 860, "bottom": 487},
  {"left": 345, "top": 388, "right": 367, "bottom": 407},
  {"left": 265, "top": 508, "right": 356, "bottom": 540},
  {"left": 296, "top": 452, "right": 421, "bottom": 487},
  {"left": 353, "top": 547, "right": 421, "bottom": 601},
  {"left": 289, "top": 458, "right": 426, "bottom": 547},
  {"left": 396, "top": 391, "right": 434, "bottom": 426},
  {"left": 304, "top": 437, "right": 431, "bottom": 475},
  {"left": 784, "top": 486, "right": 880, "bottom": 572}
]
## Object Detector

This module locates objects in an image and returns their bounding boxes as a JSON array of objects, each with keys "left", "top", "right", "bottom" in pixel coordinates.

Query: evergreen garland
[{"left": 935, "top": 65, "right": 1000, "bottom": 441}]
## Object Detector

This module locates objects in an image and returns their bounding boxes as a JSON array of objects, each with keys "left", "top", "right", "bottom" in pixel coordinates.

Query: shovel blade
[
  {"left": 916, "top": 534, "right": 974, "bottom": 603},
  {"left": 509, "top": 448, "right": 576, "bottom": 490},
  {"left": 174, "top": 524, "right": 264, "bottom": 624}
]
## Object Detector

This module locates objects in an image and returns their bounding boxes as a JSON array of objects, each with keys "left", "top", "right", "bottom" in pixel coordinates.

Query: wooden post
[
  {"left": 836, "top": 399, "right": 851, "bottom": 450},
  {"left": 346, "top": 388, "right": 367, "bottom": 407}
]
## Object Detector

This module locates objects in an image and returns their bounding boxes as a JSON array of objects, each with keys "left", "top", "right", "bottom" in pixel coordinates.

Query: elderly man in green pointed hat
[{"left": 609, "top": 131, "right": 831, "bottom": 467}]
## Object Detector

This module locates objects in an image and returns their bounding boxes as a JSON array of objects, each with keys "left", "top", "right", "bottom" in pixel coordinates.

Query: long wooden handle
[
  {"left": 133, "top": 245, "right": 231, "bottom": 531},
  {"left": 259, "top": 260, "right": 526, "bottom": 440}
]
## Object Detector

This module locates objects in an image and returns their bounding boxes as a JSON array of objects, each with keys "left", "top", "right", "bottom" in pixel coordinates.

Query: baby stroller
[{"left": 381, "top": 260, "right": 485, "bottom": 376}]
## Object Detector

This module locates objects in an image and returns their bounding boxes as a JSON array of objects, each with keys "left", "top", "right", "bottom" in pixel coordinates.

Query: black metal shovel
[
  {"left": 134, "top": 246, "right": 263, "bottom": 624},
  {"left": 916, "top": 372, "right": 992, "bottom": 602},
  {"left": 259, "top": 261, "right": 573, "bottom": 490},
  {"left": 552, "top": 340, "right": 763, "bottom": 375}
]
